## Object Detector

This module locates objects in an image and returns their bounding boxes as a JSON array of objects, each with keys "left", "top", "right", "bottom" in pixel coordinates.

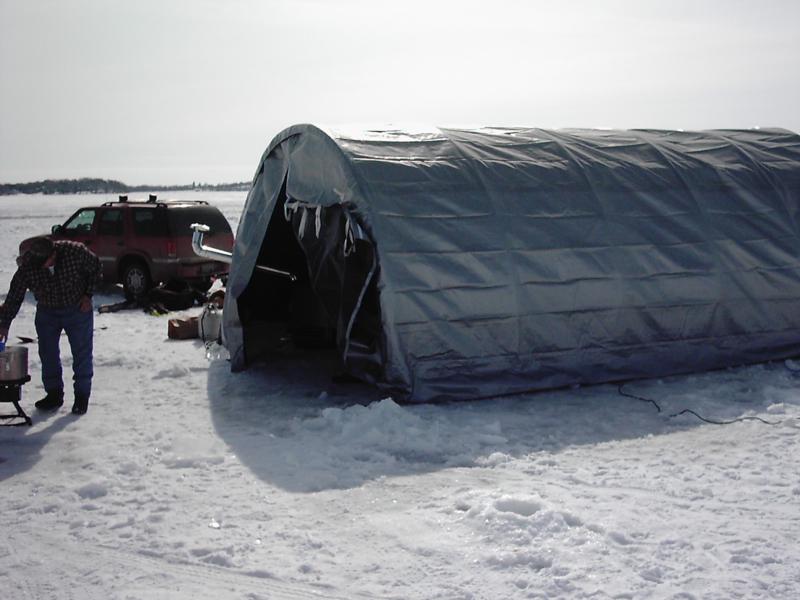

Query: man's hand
[
  {"left": 0, "top": 326, "right": 8, "bottom": 344},
  {"left": 79, "top": 295, "right": 93, "bottom": 313}
]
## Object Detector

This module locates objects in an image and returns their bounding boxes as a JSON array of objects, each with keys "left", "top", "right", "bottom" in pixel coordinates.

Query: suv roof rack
[{"left": 102, "top": 195, "right": 209, "bottom": 207}]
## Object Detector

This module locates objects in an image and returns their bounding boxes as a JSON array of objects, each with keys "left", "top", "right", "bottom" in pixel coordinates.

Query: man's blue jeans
[{"left": 34, "top": 305, "right": 94, "bottom": 399}]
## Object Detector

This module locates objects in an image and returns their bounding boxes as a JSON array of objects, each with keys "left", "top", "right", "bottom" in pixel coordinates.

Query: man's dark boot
[
  {"left": 71, "top": 395, "right": 89, "bottom": 415},
  {"left": 35, "top": 391, "right": 64, "bottom": 411}
]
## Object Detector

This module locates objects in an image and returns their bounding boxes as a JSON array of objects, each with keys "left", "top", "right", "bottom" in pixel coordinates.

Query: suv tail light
[{"left": 166, "top": 240, "right": 177, "bottom": 257}]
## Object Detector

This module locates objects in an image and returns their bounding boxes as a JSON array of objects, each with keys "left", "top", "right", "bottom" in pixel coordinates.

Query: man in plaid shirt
[{"left": 0, "top": 238, "right": 101, "bottom": 415}]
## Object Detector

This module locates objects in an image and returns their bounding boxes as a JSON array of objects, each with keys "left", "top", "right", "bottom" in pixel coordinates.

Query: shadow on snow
[
  {"left": 0, "top": 411, "right": 73, "bottom": 482},
  {"left": 206, "top": 354, "right": 795, "bottom": 494}
]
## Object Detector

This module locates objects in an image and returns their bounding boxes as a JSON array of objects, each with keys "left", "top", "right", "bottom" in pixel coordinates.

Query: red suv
[{"left": 20, "top": 195, "right": 234, "bottom": 298}]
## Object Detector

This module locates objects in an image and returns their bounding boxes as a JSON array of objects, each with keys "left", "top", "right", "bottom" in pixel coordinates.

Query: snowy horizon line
[{"left": 0, "top": 177, "right": 251, "bottom": 196}]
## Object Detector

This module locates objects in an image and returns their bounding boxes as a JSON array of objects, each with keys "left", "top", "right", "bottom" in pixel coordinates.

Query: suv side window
[
  {"left": 133, "top": 209, "right": 169, "bottom": 236},
  {"left": 97, "top": 209, "right": 124, "bottom": 236},
  {"left": 63, "top": 209, "right": 96, "bottom": 233}
]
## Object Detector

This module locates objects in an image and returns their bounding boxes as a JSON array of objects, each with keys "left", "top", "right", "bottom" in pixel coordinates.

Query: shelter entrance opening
[{"left": 236, "top": 185, "right": 382, "bottom": 382}]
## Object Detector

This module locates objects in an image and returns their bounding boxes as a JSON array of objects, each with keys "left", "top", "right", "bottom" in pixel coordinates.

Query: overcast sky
[{"left": 1, "top": 0, "right": 798, "bottom": 185}]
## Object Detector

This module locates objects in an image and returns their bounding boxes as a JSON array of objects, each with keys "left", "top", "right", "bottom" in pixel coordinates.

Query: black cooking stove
[{"left": 0, "top": 375, "right": 33, "bottom": 426}]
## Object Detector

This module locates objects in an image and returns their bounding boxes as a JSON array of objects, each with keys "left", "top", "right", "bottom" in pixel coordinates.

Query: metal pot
[{"left": 0, "top": 346, "right": 29, "bottom": 381}]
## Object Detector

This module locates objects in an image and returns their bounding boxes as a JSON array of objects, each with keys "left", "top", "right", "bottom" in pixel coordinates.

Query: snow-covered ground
[{"left": 1, "top": 193, "right": 799, "bottom": 599}]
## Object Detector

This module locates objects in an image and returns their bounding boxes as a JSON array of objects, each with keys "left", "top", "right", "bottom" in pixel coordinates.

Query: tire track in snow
[
  {"left": 2, "top": 536, "right": 78, "bottom": 600},
  {"left": 4, "top": 529, "right": 378, "bottom": 600}
]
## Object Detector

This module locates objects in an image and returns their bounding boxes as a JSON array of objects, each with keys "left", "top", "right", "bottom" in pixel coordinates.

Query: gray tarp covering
[{"left": 226, "top": 125, "right": 800, "bottom": 402}]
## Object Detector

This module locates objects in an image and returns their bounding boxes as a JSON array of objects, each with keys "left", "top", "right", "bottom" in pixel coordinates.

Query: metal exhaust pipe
[{"left": 190, "top": 223, "right": 296, "bottom": 281}]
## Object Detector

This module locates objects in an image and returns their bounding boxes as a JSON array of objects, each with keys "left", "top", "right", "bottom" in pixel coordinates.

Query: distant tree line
[{"left": 0, "top": 177, "right": 250, "bottom": 195}]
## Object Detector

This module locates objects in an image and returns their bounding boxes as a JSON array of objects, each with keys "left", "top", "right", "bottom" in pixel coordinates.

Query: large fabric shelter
[{"left": 225, "top": 125, "right": 800, "bottom": 402}]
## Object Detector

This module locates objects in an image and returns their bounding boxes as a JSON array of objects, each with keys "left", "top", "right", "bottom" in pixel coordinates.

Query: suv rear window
[
  {"left": 133, "top": 208, "right": 169, "bottom": 237},
  {"left": 167, "top": 206, "right": 231, "bottom": 237}
]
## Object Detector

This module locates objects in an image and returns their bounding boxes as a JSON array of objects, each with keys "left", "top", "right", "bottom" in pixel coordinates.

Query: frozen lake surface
[{"left": 1, "top": 193, "right": 799, "bottom": 599}]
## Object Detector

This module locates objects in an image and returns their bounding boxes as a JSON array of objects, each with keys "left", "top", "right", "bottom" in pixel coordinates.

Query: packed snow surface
[{"left": 1, "top": 194, "right": 799, "bottom": 599}]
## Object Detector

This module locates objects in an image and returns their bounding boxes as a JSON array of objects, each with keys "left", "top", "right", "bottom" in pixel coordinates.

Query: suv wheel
[{"left": 122, "top": 261, "right": 151, "bottom": 299}]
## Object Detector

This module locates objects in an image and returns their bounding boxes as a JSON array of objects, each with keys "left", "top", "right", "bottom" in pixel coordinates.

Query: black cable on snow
[
  {"left": 617, "top": 384, "right": 782, "bottom": 426},
  {"left": 618, "top": 384, "right": 662, "bottom": 413},
  {"left": 668, "top": 408, "right": 780, "bottom": 426}
]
